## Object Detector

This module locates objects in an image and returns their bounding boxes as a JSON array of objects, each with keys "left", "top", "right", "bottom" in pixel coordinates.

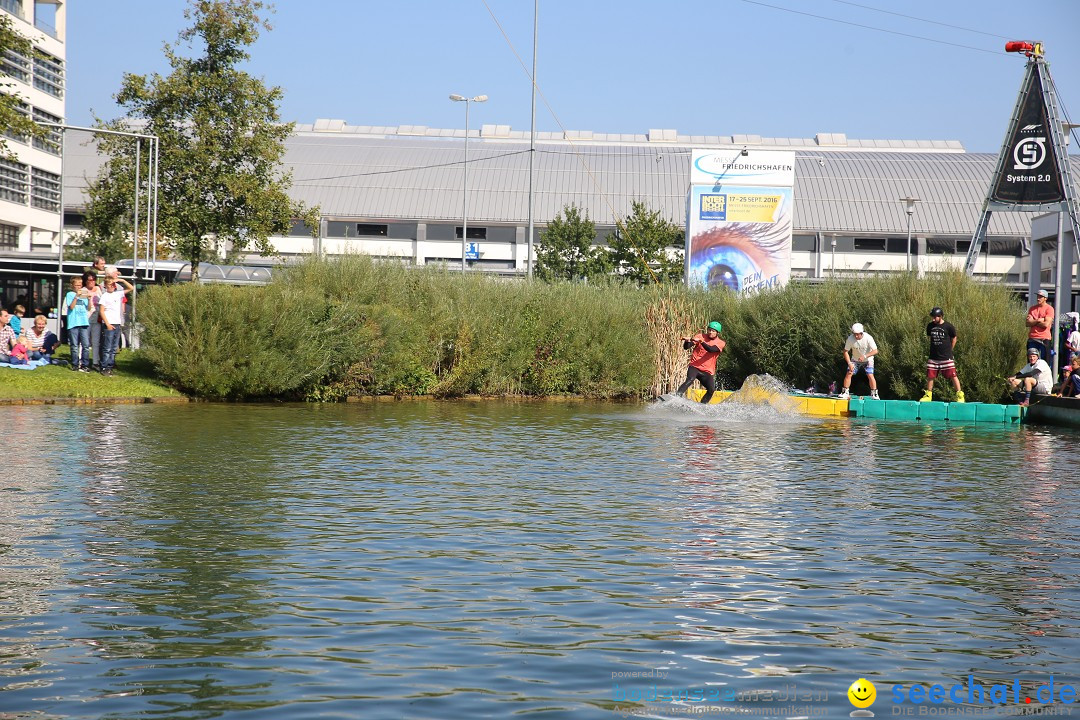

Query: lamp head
[
  {"left": 449, "top": 94, "right": 466, "bottom": 102},
  {"left": 473, "top": 95, "right": 489, "bottom": 103}
]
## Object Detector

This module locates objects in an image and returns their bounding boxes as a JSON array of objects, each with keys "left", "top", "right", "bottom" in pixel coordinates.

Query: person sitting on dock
[
  {"left": 921, "top": 307, "right": 965, "bottom": 403},
  {"left": 1008, "top": 348, "right": 1052, "bottom": 407},
  {"left": 1057, "top": 356, "right": 1080, "bottom": 398},
  {"left": 677, "top": 321, "right": 726, "bottom": 404},
  {"left": 839, "top": 323, "right": 879, "bottom": 400}
]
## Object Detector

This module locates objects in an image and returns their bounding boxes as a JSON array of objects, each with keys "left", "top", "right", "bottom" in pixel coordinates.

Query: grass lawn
[{"left": 0, "top": 347, "right": 185, "bottom": 400}]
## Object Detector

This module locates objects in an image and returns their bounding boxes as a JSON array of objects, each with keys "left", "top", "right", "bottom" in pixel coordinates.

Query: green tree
[
  {"left": 608, "top": 200, "right": 684, "bottom": 285},
  {"left": 87, "top": 0, "right": 317, "bottom": 279},
  {"left": 536, "top": 204, "right": 611, "bottom": 282},
  {"left": 0, "top": 15, "right": 52, "bottom": 158}
]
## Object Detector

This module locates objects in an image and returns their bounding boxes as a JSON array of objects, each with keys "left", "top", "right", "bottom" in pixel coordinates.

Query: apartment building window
[
  {"left": 30, "top": 166, "right": 59, "bottom": 211},
  {"left": 0, "top": 0, "right": 23, "bottom": 17},
  {"left": 2, "top": 101, "right": 29, "bottom": 144},
  {"left": 0, "top": 158, "right": 28, "bottom": 204},
  {"left": 0, "top": 223, "right": 18, "bottom": 249},
  {"left": 32, "top": 108, "right": 61, "bottom": 154},
  {"left": 1, "top": 48, "right": 30, "bottom": 83},
  {"left": 33, "top": 52, "right": 63, "bottom": 98}
]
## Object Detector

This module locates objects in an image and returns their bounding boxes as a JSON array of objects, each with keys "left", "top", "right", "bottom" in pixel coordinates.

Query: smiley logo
[{"left": 848, "top": 678, "right": 876, "bottom": 709}]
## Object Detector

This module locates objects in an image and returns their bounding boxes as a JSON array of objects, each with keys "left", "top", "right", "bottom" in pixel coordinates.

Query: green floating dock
[{"left": 850, "top": 398, "right": 1023, "bottom": 424}]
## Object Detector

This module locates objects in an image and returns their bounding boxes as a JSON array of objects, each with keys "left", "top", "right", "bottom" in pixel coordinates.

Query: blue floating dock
[
  {"left": 917, "top": 401, "right": 948, "bottom": 421},
  {"left": 850, "top": 398, "right": 1023, "bottom": 424}
]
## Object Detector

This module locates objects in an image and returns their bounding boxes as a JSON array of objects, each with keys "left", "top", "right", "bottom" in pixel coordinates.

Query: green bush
[
  {"left": 696, "top": 271, "right": 1025, "bottom": 402},
  {"left": 137, "top": 257, "right": 1027, "bottom": 403}
]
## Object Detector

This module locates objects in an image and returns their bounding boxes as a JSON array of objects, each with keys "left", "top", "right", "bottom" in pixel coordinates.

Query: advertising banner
[
  {"left": 990, "top": 68, "right": 1065, "bottom": 205},
  {"left": 690, "top": 149, "right": 796, "bottom": 188},
  {"left": 686, "top": 184, "right": 793, "bottom": 293}
]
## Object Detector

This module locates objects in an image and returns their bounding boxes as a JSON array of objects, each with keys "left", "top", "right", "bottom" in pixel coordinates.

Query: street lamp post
[
  {"left": 449, "top": 93, "right": 488, "bottom": 273},
  {"left": 900, "top": 196, "right": 920, "bottom": 273}
]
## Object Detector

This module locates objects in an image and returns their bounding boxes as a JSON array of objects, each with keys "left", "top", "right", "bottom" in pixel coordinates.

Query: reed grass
[{"left": 137, "top": 257, "right": 1028, "bottom": 402}]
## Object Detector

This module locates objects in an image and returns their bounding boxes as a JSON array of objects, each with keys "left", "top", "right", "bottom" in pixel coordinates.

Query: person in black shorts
[{"left": 920, "top": 307, "right": 965, "bottom": 403}]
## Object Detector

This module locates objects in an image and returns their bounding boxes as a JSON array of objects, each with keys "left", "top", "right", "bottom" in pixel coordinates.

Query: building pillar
[
  {"left": 514, "top": 226, "right": 525, "bottom": 271},
  {"left": 1029, "top": 242, "right": 1050, "bottom": 299},
  {"left": 415, "top": 223, "right": 425, "bottom": 266}
]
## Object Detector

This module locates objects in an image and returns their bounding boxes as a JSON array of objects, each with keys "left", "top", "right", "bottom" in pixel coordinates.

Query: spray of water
[{"left": 648, "top": 374, "right": 813, "bottom": 424}]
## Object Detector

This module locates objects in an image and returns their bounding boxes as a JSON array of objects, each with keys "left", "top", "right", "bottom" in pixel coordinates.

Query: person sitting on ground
[
  {"left": 8, "top": 335, "right": 31, "bottom": 365},
  {"left": 9, "top": 304, "right": 25, "bottom": 335},
  {"left": 0, "top": 309, "right": 16, "bottom": 363},
  {"left": 1008, "top": 347, "right": 1053, "bottom": 407},
  {"left": 840, "top": 322, "right": 879, "bottom": 399},
  {"left": 1058, "top": 356, "right": 1080, "bottom": 398},
  {"left": 27, "top": 314, "right": 59, "bottom": 362}
]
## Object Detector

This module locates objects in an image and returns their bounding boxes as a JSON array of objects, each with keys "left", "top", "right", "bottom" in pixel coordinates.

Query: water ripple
[{"left": 1, "top": 403, "right": 1078, "bottom": 719}]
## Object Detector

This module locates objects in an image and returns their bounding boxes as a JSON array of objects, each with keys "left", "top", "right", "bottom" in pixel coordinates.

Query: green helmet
[{"left": 707, "top": 321, "right": 722, "bottom": 333}]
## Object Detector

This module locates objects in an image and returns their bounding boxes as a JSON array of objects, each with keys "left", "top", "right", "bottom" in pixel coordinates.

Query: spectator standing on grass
[
  {"left": 920, "top": 307, "right": 965, "bottom": 403},
  {"left": 0, "top": 309, "right": 16, "bottom": 363},
  {"left": 1026, "top": 289, "right": 1054, "bottom": 361},
  {"left": 97, "top": 275, "right": 133, "bottom": 375},
  {"left": 64, "top": 277, "right": 92, "bottom": 372},
  {"left": 82, "top": 271, "right": 103, "bottom": 371}
]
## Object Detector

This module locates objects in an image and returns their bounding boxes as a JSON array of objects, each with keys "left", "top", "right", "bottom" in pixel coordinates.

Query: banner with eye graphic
[{"left": 686, "top": 184, "right": 793, "bottom": 294}]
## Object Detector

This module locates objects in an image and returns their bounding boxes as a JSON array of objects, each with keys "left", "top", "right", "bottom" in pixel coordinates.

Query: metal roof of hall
[{"left": 64, "top": 123, "right": 1079, "bottom": 238}]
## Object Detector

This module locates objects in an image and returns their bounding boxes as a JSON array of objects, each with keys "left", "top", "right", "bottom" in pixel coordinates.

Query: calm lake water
[{"left": 2, "top": 400, "right": 1079, "bottom": 719}]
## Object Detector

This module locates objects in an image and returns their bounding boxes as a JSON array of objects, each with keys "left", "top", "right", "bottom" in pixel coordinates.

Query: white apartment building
[{"left": 0, "top": 0, "right": 64, "bottom": 253}]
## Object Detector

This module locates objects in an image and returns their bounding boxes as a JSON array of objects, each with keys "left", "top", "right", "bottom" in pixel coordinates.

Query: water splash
[{"left": 650, "top": 374, "right": 812, "bottom": 424}]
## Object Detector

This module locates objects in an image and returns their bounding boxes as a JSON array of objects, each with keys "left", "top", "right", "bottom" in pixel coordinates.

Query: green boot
[
  {"left": 919, "top": 389, "right": 932, "bottom": 402},
  {"left": 955, "top": 391, "right": 965, "bottom": 403}
]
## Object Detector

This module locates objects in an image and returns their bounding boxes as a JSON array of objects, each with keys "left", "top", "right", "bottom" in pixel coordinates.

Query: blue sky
[{"left": 66, "top": 0, "right": 1080, "bottom": 153}]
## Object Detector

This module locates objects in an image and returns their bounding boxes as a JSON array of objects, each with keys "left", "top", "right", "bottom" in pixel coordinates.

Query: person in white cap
[
  {"left": 1008, "top": 347, "right": 1052, "bottom": 407},
  {"left": 840, "top": 322, "right": 879, "bottom": 399}
]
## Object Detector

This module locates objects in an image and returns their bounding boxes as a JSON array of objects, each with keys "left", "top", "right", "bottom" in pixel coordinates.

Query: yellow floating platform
[{"left": 687, "top": 388, "right": 851, "bottom": 417}]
